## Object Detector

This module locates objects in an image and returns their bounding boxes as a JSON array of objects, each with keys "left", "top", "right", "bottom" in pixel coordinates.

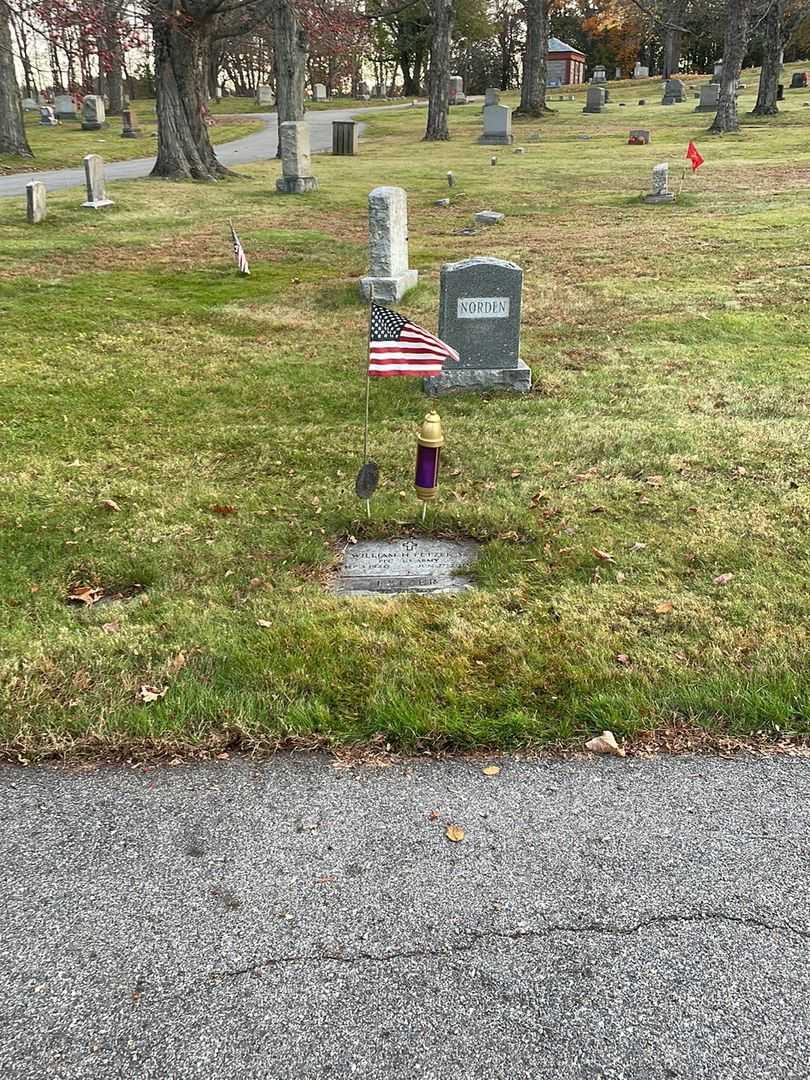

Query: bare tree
[
  {"left": 751, "top": 0, "right": 808, "bottom": 115},
  {"left": 0, "top": 0, "right": 32, "bottom": 158},
  {"left": 515, "top": 0, "right": 549, "bottom": 117},
  {"left": 271, "top": 0, "right": 307, "bottom": 142},
  {"left": 709, "top": 0, "right": 754, "bottom": 132},
  {"left": 424, "top": 0, "right": 454, "bottom": 139}
]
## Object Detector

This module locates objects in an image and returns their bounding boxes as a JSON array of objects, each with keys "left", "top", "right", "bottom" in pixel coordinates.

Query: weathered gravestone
[
  {"left": 629, "top": 128, "right": 651, "bottom": 144},
  {"left": 695, "top": 84, "right": 720, "bottom": 112},
  {"left": 583, "top": 86, "right": 606, "bottom": 113},
  {"left": 592, "top": 65, "right": 607, "bottom": 83},
  {"left": 276, "top": 121, "right": 318, "bottom": 193},
  {"left": 81, "top": 154, "right": 114, "bottom": 209},
  {"left": 357, "top": 81, "right": 370, "bottom": 99},
  {"left": 479, "top": 103, "right": 512, "bottom": 145},
  {"left": 424, "top": 257, "right": 531, "bottom": 395},
  {"left": 790, "top": 72, "right": 808, "bottom": 89},
  {"left": 121, "top": 108, "right": 140, "bottom": 138},
  {"left": 475, "top": 211, "right": 504, "bottom": 225},
  {"left": 448, "top": 75, "right": 466, "bottom": 104},
  {"left": 643, "top": 162, "right": 675, "bottom": 205},
  {"left": 711, "top": 60, "right": 723, "bottom": 84},
  {"left": 81, "top": 95, "right": 106, "bottom": 130},
  {"left": 334, "top": 538, "right": 479, "bottom": 596},
  {"left": 634, "top": 63, "right": 650, "bottom": 79},
  {"left": 484, "top": 87, "right": 500, "bottom": 106},
  {"left": 255, "top": 85, "right": 273, "bottom": 105},
  {"left": 22, "top": 97, "right": 38, "bottom": 111},
  {"left": 313, "top": 83, "right": 327, "bottom": 101},
  {"left": 26, "top": 181, "right": 47, "bottom": 224},
  {"left": 359, "top": 186, "right": 418, "bottom": 302},
  {"left": 39, "top": 105, "right": 58, "bottom": 126},
  {"left": 54, "top": 94, "right": 76, "bottom": 120},
  {"left": 662, "top": 78, "right": 686, "bottom": 105}
]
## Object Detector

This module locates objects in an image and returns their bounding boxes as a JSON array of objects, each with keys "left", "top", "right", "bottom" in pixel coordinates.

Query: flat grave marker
[{"left": 334, "top": 539, "right": 479, "bottom": 596}]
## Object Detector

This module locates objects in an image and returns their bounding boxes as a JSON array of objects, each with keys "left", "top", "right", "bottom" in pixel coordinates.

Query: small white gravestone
[
  {"left": 359, "top": 186, "right": 418, "bottom": 302},
  {"left": 255, "top": 84, "right": 273, "bottom": 105},
  {"left": 479, "top": 103, "right": 513, "bottom": 145},
  {"left": 54, "top": 93, "right": 76, "bottom": 120},
  {"left": 81, "top": 154, "right": 114, "bottom": 209},
  {"left": 313, "top": 83, "right": 327, "bottom": 101},
  {"left": 39, "top": 105, "right": 58, "bottom": 126},
  {"left": 633, "top": 63, "right": 649, "bottom": 79},
  {"left": 643, "top": 162, "right": 675, "bottom": 205},
  {"left": 26, "top": 181, "right": 47, "bottom": 224},
  {"left": 81, "top": 94, "right": 106, "bottom": 130},
  {"left": 275, "top": 121, "right": 318, "bottom": 194}
]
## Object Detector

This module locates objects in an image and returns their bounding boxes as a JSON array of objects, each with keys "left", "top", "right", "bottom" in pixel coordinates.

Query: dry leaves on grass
[
  {"left": 136, "top": 685, "right": 167, "bottom": 704},
  {"left": 99, "top": 499, "right": 121, "bottom": 512},
  {"left": 592, "top": 548, "right": 615, "bottom": 563},
  {"left": 67, "top": 585, "right": 104, "bottom": 607},
  {"left": 713, "top": 573, "right": 734, "bottom": 586},
  {"left": 585, "top": 730, "right": 626, "bottom": 757},
  {"left": 446, "top": 825, "right": 465, "bottom": 842},
  {"left": 211, "top": 504, "right": 237, "bottom": 516},
  {"left": 654, "top": 601, "right": 674, "bottom": 615}
]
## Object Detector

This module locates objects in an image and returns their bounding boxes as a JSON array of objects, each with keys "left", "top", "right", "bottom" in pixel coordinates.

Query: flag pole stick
[
  {"left": 677, "top": 165, "right": 687, "bottom": 198},
  {"left": 421, "top": 502, "right": 427, "bottom": 524},
  {"left": 363, "top": 287, "right": 374, "bottom": 518}
]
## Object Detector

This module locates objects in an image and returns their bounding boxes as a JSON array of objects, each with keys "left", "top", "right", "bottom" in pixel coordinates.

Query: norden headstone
[
  {"left": 359, "top": 186, "right": 418, "bottom": 302},
  {"left": 276, "top": 121, "right": 318, "bottom": 193},
  {"left": 424, "top": 257, "right": 531, "bottom": 395},
  {"left": 26, "top": 181, "right": 47, "bottom": 224},
  {"left": 81, "top": 154, "right": 114, "bottom": 209}
]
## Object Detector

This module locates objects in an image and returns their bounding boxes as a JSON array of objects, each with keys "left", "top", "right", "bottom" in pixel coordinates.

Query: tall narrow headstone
[
  {"left": 359, "top": 187, "right": 418, "bottom": 302},
  {"left": 424, "top": 257, "right": 531, "bottom": 395},
  {"left": 81, "top": 154, "right": 114, "bottom": 209},
  {"left": 583, "top": 86, "right": 606, "bottom": 113},
  {"left": 479, "top": 103, "right": 512, "bottom": 145},
  {"left": 121, "top": 107, "right": 140, "bottom": 137},
  {"left": 448, "top": 75, "right": 466, "bottom": 104},
  {"left": 313, "top": 83, "right": 327, "bottom": 101},
  {"left": 276, "top": 122, "right": 318, "bottom": 193},
  {"left": 81, "top": 94, "right": 106, "bottom": 130},
  {"left": 711, "top": 60, "right": 723, "bottom": 84},
  {"left": 643, "top": 163, "right": 675, "bottom": 205},
  {"left": 26, "top": 181, "right": 47, "bottom": 224}
]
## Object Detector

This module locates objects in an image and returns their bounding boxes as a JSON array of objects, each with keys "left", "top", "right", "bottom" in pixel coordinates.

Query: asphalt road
[
  {"left": 2, "top": 753, "right": 809, "bottom": 1079},
  {"left": 0, "top": 104, "right": 418, "bottom": 200}
]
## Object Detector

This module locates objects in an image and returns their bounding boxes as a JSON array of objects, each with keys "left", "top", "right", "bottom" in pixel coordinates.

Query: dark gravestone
[
  {"left": 790, "top": 72, "right": 807, "bottom": 89},
  {"left": 777, "top": 84, "right": 785, "bottom": 101},
  {"left": 335, "top": 539, "right": 479, "bottom": 595},
  {"left": 425, "top": 256, "right": 531, "bottom": 394}
]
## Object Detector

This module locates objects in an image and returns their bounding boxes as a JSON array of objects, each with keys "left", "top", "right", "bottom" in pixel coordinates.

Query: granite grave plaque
[{"left": 335, "top": 539, "right": 479, "bottom": 595}]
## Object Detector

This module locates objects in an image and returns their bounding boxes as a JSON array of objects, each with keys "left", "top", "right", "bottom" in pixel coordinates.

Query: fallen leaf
[
  {"left": 446, "top": 824, "right": 465, "bottom": 842},
  {"left": 256, "top": 619, "right": 272, "bottom": 628},
  {"left": 101, "top": 622, "right": 120, "bottom": 634},
  {"left": 136, "top": 685, "right": 167, "bottom": 704},
  {"left": 482, "top": 765, "right": 501, "bottom": 776},
  {"left": 585, "top": 730, "right": 626, "bottom": 757},
  {"left": 654, "top": 601, "right": 674, "bottom": 615},
  {"left": 67, "top": 585, "right": 104, "bottom": 606},
  {"left": 713, "top": 573, "right": 733, "bottom": 586},
  {"left": 30, "top": 584, "right": 39, "bottom": 593},
  {"left": 168, "top": 651, "right": 187, "bottom": 673},
  {"left": 99, "top": 499, "right": 120, "bottom": 512},
  {"left": 592, "top": 547, "right": 615, "bottom": 563},
  {"left": 428, "top": 810, "right": 440, "bottom": 821},
  {"left": 616, "top": 653, "right": 631, "bottom": 666},
  {"left": 645, "top": 475, "right": 663, "bottom": 487},
  {"left": 211, "top": 504, "right": 237, "bottom": 516},
  {"left": 510, "top": 468, "right": 522, "bottom": 479}
]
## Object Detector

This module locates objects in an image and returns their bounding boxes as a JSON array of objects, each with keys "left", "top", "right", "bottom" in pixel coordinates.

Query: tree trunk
[
  {"left": 709, "top": 0, "right": 753, "bottom": 133},
  {"left": 0, "top": 1, "right": 32, "bottom": 157},
  {"left": 515, "top": 0, "right": 549, "bottom": 116},
  {"left": 424, "top": 0, "right": 454, "bottom": 140},
  {"left": 751, "top": 0, "right": 783, "bottom": 115},
  {"left": 271, "top": 0, "right": 307, "bottom": 156},
  {"left": 151, "top": 13, "right": 228, "bottom": 180}
]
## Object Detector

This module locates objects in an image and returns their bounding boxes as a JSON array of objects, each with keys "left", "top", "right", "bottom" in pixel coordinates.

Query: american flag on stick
[
  {"left": 368, "top": 303, "right": 459, "bottom": 377},
  {"left": 229, "top": 220, "right": 250, "bottom": 275}
]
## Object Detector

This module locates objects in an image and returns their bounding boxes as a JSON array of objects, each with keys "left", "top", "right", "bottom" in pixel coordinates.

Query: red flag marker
[{"left": 686, "top": 141, "right": 705, "bottom": 172}]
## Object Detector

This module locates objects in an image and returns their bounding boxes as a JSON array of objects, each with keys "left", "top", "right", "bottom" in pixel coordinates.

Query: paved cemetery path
[
  {"left": 0, "top": 103, "right": 421, "bottom": 200},
  {"left": 2, "top": 753, "right": 809, "bottom": 1079}
]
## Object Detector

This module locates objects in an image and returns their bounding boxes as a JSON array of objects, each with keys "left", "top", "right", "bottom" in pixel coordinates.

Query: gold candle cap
[{"left": 417, "top": 410, "right": 445, "bottom": 448}]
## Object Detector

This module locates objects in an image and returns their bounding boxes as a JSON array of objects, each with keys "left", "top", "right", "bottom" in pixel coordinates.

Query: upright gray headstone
[
  {"left": 54, "top": 94, "right": 76, "bottom": 120},
  {"left": 276, "top": 121, "right": 318, "bottom": 193},
  {"left": 39, "top": 105, "right": 58, "bottom": 126},
  {"left": 592, "top": 65, "right": 607, "bottom": 83},
  {"left": 643, "top": 162, "right": 675, "bottom": 205},
  {"left": 22, "top": 97, "right": 37, "bottom": 111},
  {"left": 313, "top": 83, "right": 327, "bottom": 101},
  {"left": 121, "top": 107, "right": 140, "bottom": 137},
  {"left": 359, "top": 186, "right": 418, "bottom": 302},
  {"left": 81, "top": 94, "right": 106, "bottom": 130},
  {"left": 583, "top": 86, "right": 606, "bottom": 113},
  {"left": 424, "top": 257, "right": 531, "bottom": 395},
  {"left": 479, "top": 103, "right": 512, "bottom": 145},
  {"left": 633, "top": 63, "right": 649, "bottom": 79},
  {"left": 256, "top": 85, "right": 273, "bottom": 105},
  {"left": 661, "top": 78, "right": 686, "bottom": 105},
  {"left": 615, "top": 67, "right": 623, "bottom": 80},
  {"left": 695, "top": 84, "right": 720, "bottom": 112},
  {"left": 484, "top": 87, "right": 500, "bottom": 106},
  {"left": 448, "top": 75, "right": 466, "bottom": 104},
  {"left": 712, "top": 59, "right": 724, "bottom": 83},
  {"left": 81, "top": 154, "right": 114, "bottom": 209},
  {"left": 26, "top": 181, "right": 47, "bottom": 224},
  {"left": 357, "top": 81, "right": 370, "bottom": 99}
]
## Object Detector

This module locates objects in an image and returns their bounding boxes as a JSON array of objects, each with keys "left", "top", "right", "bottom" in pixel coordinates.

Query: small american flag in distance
[
  {"left": 229, "top": 221, "right": 250, "bottom": 276},
  {"left": 368, "top": 304, "right": 460, "bottom": 377}
]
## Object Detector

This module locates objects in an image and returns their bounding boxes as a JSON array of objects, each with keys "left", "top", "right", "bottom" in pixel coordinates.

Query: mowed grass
[
  {"left": 0, "top": 110, "right": 264, "bottom": 174},
  {"left": 1, "top": 66, "right": 810, "bottom": 757}
]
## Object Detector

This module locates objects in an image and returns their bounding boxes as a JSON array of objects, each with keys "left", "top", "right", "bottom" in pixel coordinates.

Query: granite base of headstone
[
  {"left": 359, "top": 185, "right": 418, "bottom": 302},
  {"left": 81, "top": 154, "right": 114, "bottom": 209},
  {"left": 276, "top": 121, "right": 318, "bottom": 193},
  {"left": 334, "top": 539, "right": 480, "bottom": 596},
  {"left": 424, "top": 256, "right": 531, "bottom": 395},
  {"left": 642, "top": 162, "right": 675, "bottom": 205},
  {"left": 479, "top": 103, "right": 512, "bottom": 144},
  {"left": 26, "top": 181, "right": 47, "bottom": 224}
]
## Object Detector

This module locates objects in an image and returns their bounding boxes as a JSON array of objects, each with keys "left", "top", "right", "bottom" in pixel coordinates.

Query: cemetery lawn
[
  {"left": 2, "top": 69, "right": 810, "bottom": 758},
  {"left": 0, "top": 113, "right": 264, "bottom": 175}
]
